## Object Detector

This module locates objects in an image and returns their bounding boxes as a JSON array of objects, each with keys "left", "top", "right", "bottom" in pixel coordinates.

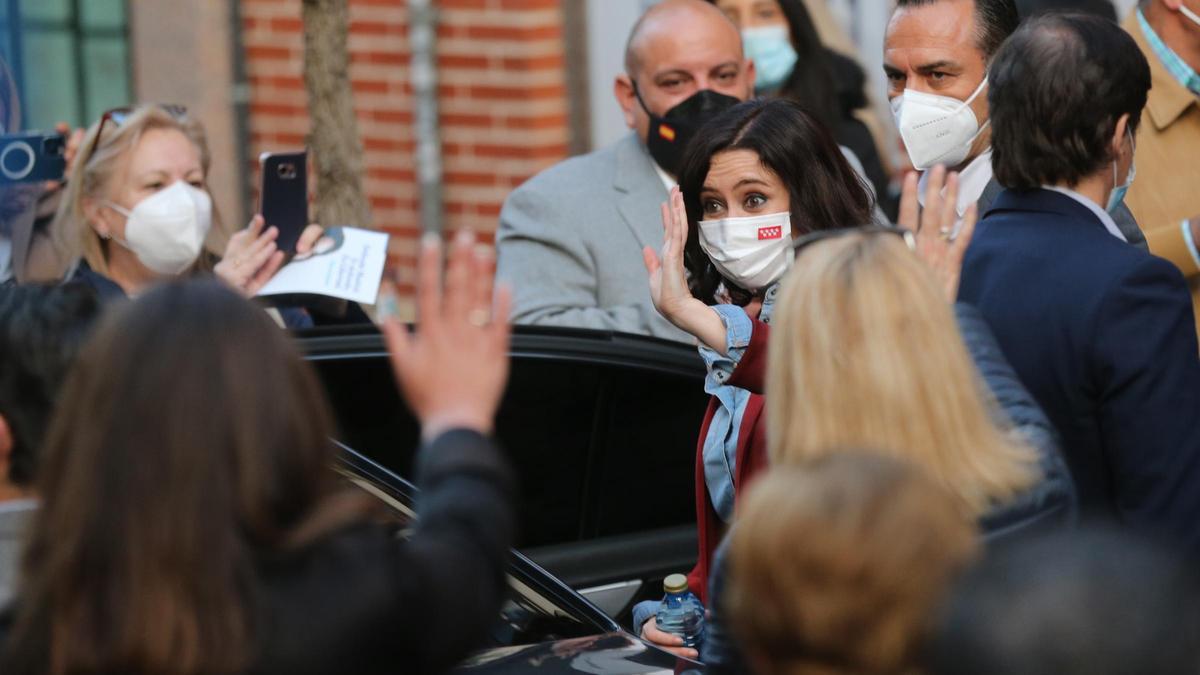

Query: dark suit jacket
[
  {"left": 978, "top": 178, "right": 1147, "bottom": 249},
  {"left": 959, "top": 188, "right": 1200, "bottom": 550}
]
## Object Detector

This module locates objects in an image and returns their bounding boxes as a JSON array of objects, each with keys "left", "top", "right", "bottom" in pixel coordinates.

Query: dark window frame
[{"left": 1, "top": 0, "right": 132, "bottom": 128}]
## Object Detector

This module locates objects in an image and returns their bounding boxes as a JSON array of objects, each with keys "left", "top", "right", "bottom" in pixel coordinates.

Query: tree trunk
[{"left": 301, "top": 0, "right": 371, "bottom": 228}]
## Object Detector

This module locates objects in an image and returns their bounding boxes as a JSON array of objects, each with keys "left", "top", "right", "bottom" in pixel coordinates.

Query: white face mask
[
  {"left": 891, "top": 77, "right": 990, "bottom": 171},
  {"left": 698, "top": 211, "right": 793, "bottom": 293},
  {"left": 1181, "top": 2, "right": 1200, "bottom": 28},
  {"left": 103, "top": 181, "right": 213, "bottom": 276}
]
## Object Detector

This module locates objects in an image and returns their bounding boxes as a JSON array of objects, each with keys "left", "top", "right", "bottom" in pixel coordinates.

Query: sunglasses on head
[
  {"left": 791, "top": 224, "right": 916, "bottom": 256},
  {"left": 82, "top": 104, "right": 189, "bottom": 167}
]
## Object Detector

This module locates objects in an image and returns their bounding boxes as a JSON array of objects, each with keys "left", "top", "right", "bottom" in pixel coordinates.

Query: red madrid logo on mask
[{"left": 758, "top": 226, "right": 783, "bottom": 240}]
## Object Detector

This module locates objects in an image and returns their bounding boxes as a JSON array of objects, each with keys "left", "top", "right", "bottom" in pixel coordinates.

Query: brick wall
[{"left": 239, "top": 0, "right": 571, "bottom": 303}]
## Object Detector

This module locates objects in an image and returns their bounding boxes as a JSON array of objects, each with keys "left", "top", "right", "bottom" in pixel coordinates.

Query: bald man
[{"left": 496, "top": 0, "right": 754, "bottom": 342}]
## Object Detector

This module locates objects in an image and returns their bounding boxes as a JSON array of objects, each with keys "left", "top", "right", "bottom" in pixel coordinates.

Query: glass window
[
  {"left": 79, "top": 0, "right": 124, "bottom": 30},
  {"left": 19, "top": 0, "right": 68, "bottom": 23},
  {"left": 2, "top": 0, "right": 131, "bottom": 130},
  {"left": 21, "top": 31, "right": 78, "bottom": 129},
  {"left": 80, "top": 37, "right": 128, "bottom": 122}
]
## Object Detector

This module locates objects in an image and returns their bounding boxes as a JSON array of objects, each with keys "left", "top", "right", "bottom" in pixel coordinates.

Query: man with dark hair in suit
[
  {"left": 884, "top": 0, "right": 1144, "bottom": 244},
  {"left": 959, "top": 12, "right": 1200, "bottom": 549}
]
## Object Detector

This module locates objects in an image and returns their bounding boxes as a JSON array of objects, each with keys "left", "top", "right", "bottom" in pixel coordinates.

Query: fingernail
[
  {"left": 456, "top": 228, "right": 475, "bottom": 245},
  {"left": 421, "top": 232, "right": 441, "bottom": 249}
]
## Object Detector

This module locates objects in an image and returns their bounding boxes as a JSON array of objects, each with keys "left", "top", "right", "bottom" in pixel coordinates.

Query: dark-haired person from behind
[
  {"left": 930, "top": 526, "right": 1200, "bottom": 675},
  {"left": 0, "top": 230, "right": 516, "bottom": 674},
  {"left": 0, "top": 283, "right": 101, "bottom": 609},
  {"left": 958, "top": 13, "right": 1200, "bottom": 550}
]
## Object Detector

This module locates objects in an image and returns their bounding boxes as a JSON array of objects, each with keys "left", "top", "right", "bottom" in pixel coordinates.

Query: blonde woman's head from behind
[
  {"left": 728, "top": 453, "right": 979, "bottom": 675},
  {"left": 766, "top": 231, "right": 1037, "bottom": 518}
]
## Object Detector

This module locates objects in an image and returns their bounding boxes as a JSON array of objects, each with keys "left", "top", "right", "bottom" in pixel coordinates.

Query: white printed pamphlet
[{"left": 256, "top": 226, "right": 389, "bottom": 305}]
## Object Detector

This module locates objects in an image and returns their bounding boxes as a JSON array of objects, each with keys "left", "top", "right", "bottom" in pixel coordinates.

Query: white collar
[
  {"left": 1041, "top": 186, "right": 1128, "bottom": 243},
  {"left": 918, "top": 149, "right": 994, "bottom": 217},
  {"left": 652, "top": 162, "right": 676, "bottom": 192}
]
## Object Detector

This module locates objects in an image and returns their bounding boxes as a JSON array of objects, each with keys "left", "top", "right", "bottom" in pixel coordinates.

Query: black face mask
[{"left": 634, "top": 85, "right": 741, "bottom": 176}]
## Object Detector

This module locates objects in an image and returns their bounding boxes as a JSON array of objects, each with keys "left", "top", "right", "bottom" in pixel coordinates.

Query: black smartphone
[
  {"left": 259, "top": 149, "right": 308, "bottom": 255},
  {"left": 0, "top": 131, "right": 66, "bottom": 184}
]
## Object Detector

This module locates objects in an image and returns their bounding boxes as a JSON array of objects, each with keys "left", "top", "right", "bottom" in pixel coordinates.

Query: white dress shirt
[
  {"left": 918, "top": 149, "right": 995, "bottom": 232},
  {"left": 653, "top": 162, "right": 675, "bottom": 193}
]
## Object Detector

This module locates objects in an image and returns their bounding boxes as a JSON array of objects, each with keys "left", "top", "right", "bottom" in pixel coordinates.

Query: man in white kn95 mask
[{"left": 884, "top": 0, "right": 1147, "bottom": 247}]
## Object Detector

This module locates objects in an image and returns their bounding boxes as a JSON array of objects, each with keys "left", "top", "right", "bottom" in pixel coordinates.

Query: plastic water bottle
[{"left": 655, "top": 573, "right": 705, "bottom": 648}]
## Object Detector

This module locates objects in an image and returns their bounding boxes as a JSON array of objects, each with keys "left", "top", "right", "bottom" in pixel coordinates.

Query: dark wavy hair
[
  {"left": 678, "top": 98, "right": 875, "bottom": 305},
  {"left": 1, "top": 280, "right": 371, "bottom": 675},
  {"left": 989, "top": 13, "right": 1150, "bottom": 190},
  {"left": 895, "top": 0, "right": 1020, "bottom": 60}
]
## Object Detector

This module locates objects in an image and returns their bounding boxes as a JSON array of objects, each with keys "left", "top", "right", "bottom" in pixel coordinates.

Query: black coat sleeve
[{"left": 392, "top": 428, "right": 516, "bottom": 674}]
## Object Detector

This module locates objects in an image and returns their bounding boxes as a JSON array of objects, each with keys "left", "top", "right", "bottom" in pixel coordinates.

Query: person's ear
[
  {"left": 615, "top": 74, "right": 638, "bottom": 129},
  {"left": 1112, "top": 113, "right": 1131, "bottom": 159},
  {"left": 81, "top": 196, "right": 111, "bottom": 239}
]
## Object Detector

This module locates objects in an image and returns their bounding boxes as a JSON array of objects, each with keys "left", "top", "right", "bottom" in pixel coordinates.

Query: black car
[
  {"left": 302, "top": 325, "right": 710, "bottom": 622},
  {"left": 336, "top": 441, "right": 691, "bottom": 674}
]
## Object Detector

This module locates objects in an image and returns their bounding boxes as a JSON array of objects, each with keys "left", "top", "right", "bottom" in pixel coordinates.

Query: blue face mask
[
  {"left": 1106, "top": 129, "right": 1136, "bottom": 214},
  {"left": 743, "top": 26, "right": 797, "bottom": 93}
]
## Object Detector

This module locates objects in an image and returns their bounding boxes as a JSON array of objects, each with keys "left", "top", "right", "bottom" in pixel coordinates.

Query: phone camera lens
[
  {"left": 277, "top": 163, "right": 297, "bottom": 180},
  {"left": 0, "top": 141, "right": 36, "bottom": 181}
]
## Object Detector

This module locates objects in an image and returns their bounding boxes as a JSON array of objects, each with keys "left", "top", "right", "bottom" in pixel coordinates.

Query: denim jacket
[{"left": 698, "top": 284, "right": 778, "bottom": 522}]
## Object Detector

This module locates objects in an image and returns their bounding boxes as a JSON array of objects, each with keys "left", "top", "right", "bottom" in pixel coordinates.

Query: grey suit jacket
[
  {"left": 0, "top": 501, "right": 35, "bottom": 609},
  {"left": 978, "top": 178, "right": 1147, "bottom": 250},
  {"left": 496, "top": 133, "right": 690, "bottom": 343}
]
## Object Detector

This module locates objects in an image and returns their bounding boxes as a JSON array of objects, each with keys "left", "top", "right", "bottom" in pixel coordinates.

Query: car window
[
  {"left": 312, "top": 354, "right": 605, "bottom": 548},
  {"left": 590, "top": 364, "right": 707, "bottom": 537}
]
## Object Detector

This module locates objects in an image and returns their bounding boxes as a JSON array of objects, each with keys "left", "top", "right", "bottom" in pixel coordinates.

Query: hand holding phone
[{"left": 258, "top": 149, "right": 308, "bottom": 255}]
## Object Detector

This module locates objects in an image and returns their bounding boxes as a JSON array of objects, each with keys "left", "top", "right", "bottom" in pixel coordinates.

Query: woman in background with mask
[
  {"left": 633, "top": 98, "right": 876, "bottom": 657},
  {"left": 708, "top": 0, "right": 895, "bottom": 218},
  {"left": 50, "top": 104, "right": 321, "bottom": 307}
]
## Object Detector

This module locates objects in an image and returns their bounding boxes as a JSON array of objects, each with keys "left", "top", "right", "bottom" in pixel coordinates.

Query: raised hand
[
  {"left": 214, "top": 215, "right": 286, "bottom": 296},
  {"left": 897, "top": 165, "right": 977, "bottom": 302},
  {"left": 380, "top": 230, "right": 513, "bottom": 440},
  {"left": 642, "top": 186, "right": 729, "bottom": 353},
  {"left": 643, "top": 186, "right": 695, "bottom": 321}
]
